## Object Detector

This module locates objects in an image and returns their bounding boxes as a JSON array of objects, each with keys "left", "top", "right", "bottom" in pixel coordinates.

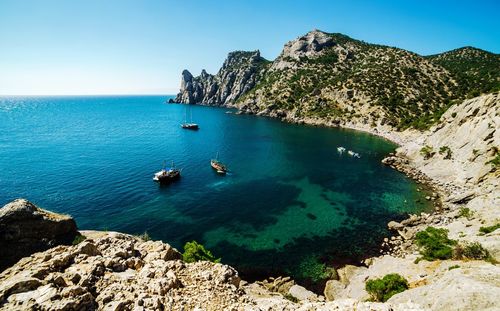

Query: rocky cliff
[
  {"left": 174, "top": 51, "right": 270, "bottom": 106},
  {"left": 174, "top": 30, "right": 500, "bottom": 131},
  {"left": 0, "top": 199, "right": 78, "bottom": 271}
]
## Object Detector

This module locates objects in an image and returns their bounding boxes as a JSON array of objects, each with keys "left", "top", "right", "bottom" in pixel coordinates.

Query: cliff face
[
  {"left": 398, "top": 92, "right": 499, "bottom": 188},
  {"left": 174, "top": 50, "right": 270, "bottom": 106}
]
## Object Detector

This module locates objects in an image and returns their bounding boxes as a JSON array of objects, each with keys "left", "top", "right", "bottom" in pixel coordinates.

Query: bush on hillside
[
  {"left": 458, "top": 207, "right": 475, "bottom": 220},
  {"left": 182, "top": 241, "right": 221, "bottom": 263},
  {"left": 420, "top": 145, "right": 435, "bottom": 160},
  {"left": 479, "top": 223, "right": 500, "bottom": 234},
  {"left": 415, "top": 227, "right": 457, "bottom": 261},
  {"left": 439, "top": 146, "right": 452, "bottom": 159},
  {"left": 365, "top": 273, "right": 409, "bottom": 302},
  {"left": 453, "top": 242, "right": 490, "bottom": 260}
]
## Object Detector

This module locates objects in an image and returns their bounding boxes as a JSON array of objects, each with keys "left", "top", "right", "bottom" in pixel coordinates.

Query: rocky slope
[
  {"left": 173, "top": 29, "right": 499, "bottom": 131},
  {"left": 382, "top": 92, "right": 500, "bottom": 260},
  {"left": 426, "top": 47, "right": 500, "bottom": 98},
  {"left": 174, "top": 51, "right": 270, "bottom": 106},
  {"left": 0, "top": 199, "right": 78, "bottom": 271}
]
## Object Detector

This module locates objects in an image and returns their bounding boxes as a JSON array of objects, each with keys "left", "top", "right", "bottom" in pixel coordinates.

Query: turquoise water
[{"left": 0, "top": 96, "right": 431, "bottom": 287}]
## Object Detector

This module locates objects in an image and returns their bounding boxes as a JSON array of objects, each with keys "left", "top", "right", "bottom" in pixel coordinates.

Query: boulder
[
  {"left": 0, "top": 199, "right": 78, "bottom": 271},
  {"left": 324, "top": 279, "right": 346, "bottom": 301},
  {"left": 288, "top": 284, "right": 318, "bottom": 302},
  {"left": 388, "top": 221, "right": 404, "bottom": 231}
]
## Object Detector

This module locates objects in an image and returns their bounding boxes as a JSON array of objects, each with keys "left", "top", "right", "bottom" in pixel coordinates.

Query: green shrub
[
  {"left": 182, "top": 241, "right": 220, "bottom": 263},
  {"left": 415, "top": 227, "right": 457, "bottom": 261},
  {"left": 448, "top": 265, "right": 460, "bottom": 270},
  {"left": 72, "top": 234, "right": 86, "bottom": 245},
  {"left": 458, "top": 207, "right": 475, "bottom": 220},
  {"left": 454, "top": 242, "right": 490, "bottom": 260},
  {"left": 479, "top": 223, "right": 500, "bottom": 234},
  {"left": 365, "top": 273, "right": 409, "bottom": 302},
  {"left": 451, "top": 112, "right": 457, "bottom": 118},
  {"left": 439, "top": 146, "right": 452, "bottom": 159},
  {"left": 420, "top": 145, "right": 435, "bottom": 160},
  {"left": 488, "top": 154, "right": 500, "bottom": 168}
]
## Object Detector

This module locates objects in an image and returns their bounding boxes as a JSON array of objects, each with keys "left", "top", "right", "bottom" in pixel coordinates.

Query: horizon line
[{"left": 0, "top": 94, "right": 176, "bottom": 97}]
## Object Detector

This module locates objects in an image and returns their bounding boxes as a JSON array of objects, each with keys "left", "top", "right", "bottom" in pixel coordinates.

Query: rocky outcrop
[
  {"left": 0, "top": 231, "right": 245, "bottom": 310},
  {"left": 174, "top": 50, "right": 269, "bottom": 106},
  {"left": 0, "top": 229, "right": 426, "bottom": 311},
  {"left": 0, "top": 199, "right": 78, "bottom": 271}
]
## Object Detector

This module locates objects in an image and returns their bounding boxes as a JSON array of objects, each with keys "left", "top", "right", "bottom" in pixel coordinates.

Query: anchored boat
[
  {"left": 181, "top": 106, "right": 199, "bottom": 130},
  {"left": 153, "top": 161, "right": 181, "bottom": 184},
  {"left": 210, "top": 152, "right": 227, "bottom": 174}
]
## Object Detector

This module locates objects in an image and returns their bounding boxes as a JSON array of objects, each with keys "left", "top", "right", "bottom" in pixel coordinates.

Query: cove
[{"left": 0, "top": 95, "right": 432, "bottom": 289}]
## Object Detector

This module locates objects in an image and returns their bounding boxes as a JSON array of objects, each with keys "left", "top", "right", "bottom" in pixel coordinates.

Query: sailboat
[
  {"left": 210, "top": 152, "right": 227, "bottom": 174},
  {"left": 153, "top": 161, "right": 181, "bottom": 184},
  {"left": 181, "top": 106, "right": 199, "bottom": 130}
]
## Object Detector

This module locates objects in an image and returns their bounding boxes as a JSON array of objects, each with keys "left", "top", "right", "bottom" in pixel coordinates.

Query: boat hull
[
  {"left": 211, "top": 160, "right": 227, "bottom": 174},
  {"left": 181, "top": 124, "right": 199, "bottom": 130},
  {"left": 153, "top": 170, "right": 181, "bottom": 184}
]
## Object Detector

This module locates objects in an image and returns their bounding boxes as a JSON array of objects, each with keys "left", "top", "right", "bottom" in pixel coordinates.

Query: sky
[{"left": 0, "top": 0, "right": 499, "bottom": 95}]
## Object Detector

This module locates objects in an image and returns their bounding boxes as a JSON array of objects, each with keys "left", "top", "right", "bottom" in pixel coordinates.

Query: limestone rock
[
  {"left": 389, "top": 263, "right": 500, "bottom": 310},
  {"left": 288, "top": 284, "right": 318, "bottom": 302},
  {"left": 0, "top": 231, "right": 244, "bottom": 310},
  {"left": 0, "top": 199, "right": 78, "bottom": 271},
  {"left": 174, "top": 50, "right": 269, "bottom": 106},
  {"left": 324, "top": 279, "right": 346, "bottom": 301},
  {"left": 388, "top": 221, "right": 404, "bottom": 231}
]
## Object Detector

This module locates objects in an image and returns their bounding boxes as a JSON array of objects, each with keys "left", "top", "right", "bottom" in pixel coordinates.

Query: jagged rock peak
[
  {"left": 281, "top": 29, "right": 336, "bottom": 60},
  {"left": 174, "top": 49, "right": 269, "bottom": 106}
]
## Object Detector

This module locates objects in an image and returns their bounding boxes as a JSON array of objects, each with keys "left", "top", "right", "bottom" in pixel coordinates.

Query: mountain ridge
[{"left": 173, "top": 30, "right": 499, "bottom": 131}]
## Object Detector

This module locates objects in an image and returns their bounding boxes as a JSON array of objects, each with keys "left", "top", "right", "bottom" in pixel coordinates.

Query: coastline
[{"left": 1, "top": 94, "right": 498, "bottom": 310}]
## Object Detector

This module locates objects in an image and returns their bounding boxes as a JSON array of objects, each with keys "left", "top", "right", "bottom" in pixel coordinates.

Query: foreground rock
[
  {"left": 0, "top": 231, "right": 245, "bottom": 310},
  {"left": 0, "top": 229, "right": 426, "bottom": 311},
  {"left": 0, "top": 199, "right": 78, "bottom": 271}
]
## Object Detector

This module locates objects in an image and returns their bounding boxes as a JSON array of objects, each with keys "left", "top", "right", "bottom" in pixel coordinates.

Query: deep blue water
[{"left": 0, "top": 96, "right": 431, "bottom": 287}]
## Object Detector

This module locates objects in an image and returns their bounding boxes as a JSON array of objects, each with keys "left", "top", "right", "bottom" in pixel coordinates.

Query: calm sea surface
[{"left": 0, "top": 96, "right": 431, "bottom": 287}]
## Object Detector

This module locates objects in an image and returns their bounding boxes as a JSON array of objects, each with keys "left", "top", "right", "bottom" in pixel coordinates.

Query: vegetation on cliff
[
  {"left": 365, "top": 273, "right": 409, "bottom": 302},
  {"left": 426, "top": 47, "right": 500, "bottom": 98},
  {"left": 182, "top": 240, "right": 221, "bottom": 263},
  {"left": 176, "top": 30, "right": 499, "bottom": 131}
]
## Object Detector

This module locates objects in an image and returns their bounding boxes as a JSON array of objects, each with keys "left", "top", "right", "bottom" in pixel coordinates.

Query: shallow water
[{"left": 0, "top": 95, "right": 432, "bottom": 287}]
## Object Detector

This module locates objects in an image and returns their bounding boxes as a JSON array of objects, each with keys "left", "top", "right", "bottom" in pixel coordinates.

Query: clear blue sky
[{"left": 0, "top": 0, "right": 498, "bottom": 95}]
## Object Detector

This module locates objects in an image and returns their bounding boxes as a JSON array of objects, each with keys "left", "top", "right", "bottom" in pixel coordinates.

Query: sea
[{"left": 0, "top": 95, "right": 432, "bottom": 289}]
